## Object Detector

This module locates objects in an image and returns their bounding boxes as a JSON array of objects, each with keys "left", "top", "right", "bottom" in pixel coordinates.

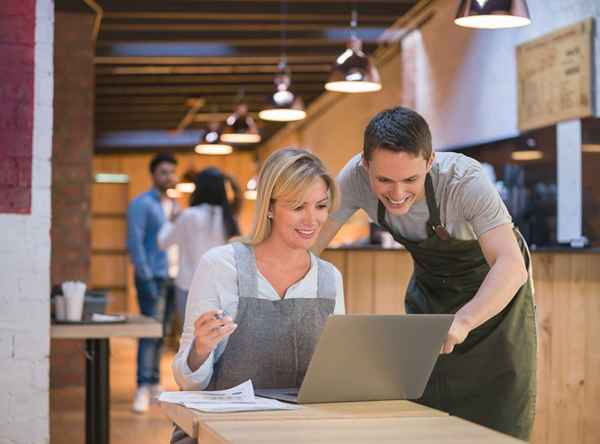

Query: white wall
[
  {"left": 416, "top": 0, "right": 600, "bottom": 150},
  {"left": 0, "top": 0, "right": 53, "bottom": 442}
]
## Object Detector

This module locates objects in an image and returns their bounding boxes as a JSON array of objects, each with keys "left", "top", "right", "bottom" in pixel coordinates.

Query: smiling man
[{"left": 313, "top": 107, "right": 537, "bottom": 440}]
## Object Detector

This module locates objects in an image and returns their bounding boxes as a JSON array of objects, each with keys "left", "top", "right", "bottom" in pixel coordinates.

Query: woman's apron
[
  {"left": 377, "top": 174, "right": 537, "bottom": 441},
  {"left": 171, "top": 242, "right": 336, "bottom": 443}
]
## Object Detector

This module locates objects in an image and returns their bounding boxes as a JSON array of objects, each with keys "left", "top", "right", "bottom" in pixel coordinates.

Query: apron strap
[
  {"left": 424, "top": 174, "right": 450, "bottom": 240},
  {"left": 232, "top": 241, "right": 258, "bottom": 300},
  {"left": 316, "top": 259, "right": 337, "bottom": 300}
]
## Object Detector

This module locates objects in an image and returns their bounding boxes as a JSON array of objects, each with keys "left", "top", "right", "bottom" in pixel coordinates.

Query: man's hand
[{"left": 441, "top": 315, "right": 472, "bottom": 354}]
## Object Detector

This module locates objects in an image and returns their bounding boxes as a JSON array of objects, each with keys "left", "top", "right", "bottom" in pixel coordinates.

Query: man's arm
[
  {"left": 442, "top": 223, "right": 528, "bottom": 353},
  {"left": 126, "top": 200, "right": 153, "bottom": 280},
  {"left": 312, "top": 217, "right": 345, "bottom": 256}
]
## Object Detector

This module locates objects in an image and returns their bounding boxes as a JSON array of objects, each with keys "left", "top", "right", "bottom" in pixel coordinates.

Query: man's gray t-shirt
[{"left": 330, "top": 152, "right": 512, "bottom": 242}]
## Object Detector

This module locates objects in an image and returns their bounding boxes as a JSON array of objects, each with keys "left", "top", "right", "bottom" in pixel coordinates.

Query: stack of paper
[{"left": 159, "top": 380, "right": 299, "bottom": 413}]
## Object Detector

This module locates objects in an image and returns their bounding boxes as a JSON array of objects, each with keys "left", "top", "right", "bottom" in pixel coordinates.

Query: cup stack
[{"left": 61, "top": 281, "right": 87, "bottom": 321}]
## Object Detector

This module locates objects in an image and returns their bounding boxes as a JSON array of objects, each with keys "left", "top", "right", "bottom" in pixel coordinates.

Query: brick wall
[
  {"left": 0, "top": 2, "right": 35, "bottom": 213},
  {"left": 0, "top": 0, "right": 53, "bottom": 442},
  {"left": 50, "top": 11, "right": 95, "bottom": 388}
]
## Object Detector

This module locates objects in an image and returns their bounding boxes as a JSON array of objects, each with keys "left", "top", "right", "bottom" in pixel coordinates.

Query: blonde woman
[{"left": 171, "top": 148, "right": 345, "bottom": 408}]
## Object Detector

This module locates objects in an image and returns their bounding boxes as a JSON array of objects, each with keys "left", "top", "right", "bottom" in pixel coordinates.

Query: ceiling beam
[
  {"left": 96, "top": 38, "right": 377, "bottom": 48},
  {"left": 97, "top": 84, "right": 324, "bottom": 95},
  {"left": 102, "top": 12, "right": 394, "bottom": 23},
  {"left": 95, "top": 55, "right": 336, "bottom": 65},
  {"left": 100, "top": 23, "right": 388, "bottom": 34},
  {"left": 95, "top": 73, "right": 327, "bottom": 85},
  {"left": 94, "top": 94, "right": 321, "bottom": 105},
  {"left": 95, "top": 104, "right": 267, "bottom": 113},
  {"left": 95, "top": 64, "right": 331, "bottom": 75}
]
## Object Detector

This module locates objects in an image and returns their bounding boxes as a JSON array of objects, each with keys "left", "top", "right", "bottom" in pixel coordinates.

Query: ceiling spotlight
[{"left": 455, "top": 0, "right": 531, "bottom": 29}]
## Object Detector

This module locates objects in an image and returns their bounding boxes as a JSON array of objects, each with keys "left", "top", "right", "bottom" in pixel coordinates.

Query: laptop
[{"left": 255, "top": 314, "right": 453, "bottom": 404}]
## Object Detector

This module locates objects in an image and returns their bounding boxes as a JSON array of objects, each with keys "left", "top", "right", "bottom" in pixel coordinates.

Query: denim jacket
[{"left": 127, "top": 188, "right": 168, "bottom": 281}]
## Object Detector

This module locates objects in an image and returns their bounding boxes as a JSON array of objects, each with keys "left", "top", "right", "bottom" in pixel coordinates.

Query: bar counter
[{"left": 321, "top": 247, "right": 600, "bottom": 444}]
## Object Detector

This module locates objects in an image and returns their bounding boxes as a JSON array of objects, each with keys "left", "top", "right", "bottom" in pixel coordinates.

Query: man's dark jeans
[{"left": 134, "top": 276, "right": 175, "bottom": 387}]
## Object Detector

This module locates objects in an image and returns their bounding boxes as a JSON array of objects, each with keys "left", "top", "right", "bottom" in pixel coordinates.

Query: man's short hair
[
  {"left": 363, "top": 107, "right": 432, "bottom": 161},
  {"left": 149, "top": 153, "right": 177, "bottom": 174}
]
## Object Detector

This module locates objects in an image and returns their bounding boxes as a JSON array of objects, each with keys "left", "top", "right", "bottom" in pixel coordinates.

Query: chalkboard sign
[{"left": 517, "top": 18, "right": 594, "bottom": 132}]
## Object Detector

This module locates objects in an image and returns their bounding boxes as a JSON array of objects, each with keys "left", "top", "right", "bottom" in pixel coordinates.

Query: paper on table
[
  {"left": 159, "top": 380, "right": 300, "bottom": 413},
  {"left": 160, "top": 380, "right": 256, "bottom": 404},
  {"left": 184, "top": 397, "right": 299, "bottom": 413}
]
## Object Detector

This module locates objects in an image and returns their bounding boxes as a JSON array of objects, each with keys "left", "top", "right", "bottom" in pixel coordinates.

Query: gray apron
[
  {"left": 171, "top": 242, "right": 336, "bottom": 443},
  {"left": 377, "top": 174, "right": 537, "bottom": 441}
]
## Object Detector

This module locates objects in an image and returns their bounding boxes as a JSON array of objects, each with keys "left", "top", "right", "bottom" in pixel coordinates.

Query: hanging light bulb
[
  {"left": 195, "top": 122, "right": 233, "bottom": 155},
  {"left": 244, "top": 176, "right": 258, "bottom": 200},
  {"left": 259, "top": 64, "right": 306, "bottom": 122},
  {"left": 259, "top": 0, "right": 306, "bottom": 122},
  {"left": 221, "top": 102, "right": 262, "bottom": 144},
  {"left": 455, "top": 0, "right": 531, "bottom": 29},
  {"left": 325, "top": 9, "right": 382, "bottom": 93}
]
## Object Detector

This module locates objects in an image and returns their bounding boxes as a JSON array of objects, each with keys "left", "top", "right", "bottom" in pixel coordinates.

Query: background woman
[{"left": 158, "top": 167, "right": 241, "bottom": 322}]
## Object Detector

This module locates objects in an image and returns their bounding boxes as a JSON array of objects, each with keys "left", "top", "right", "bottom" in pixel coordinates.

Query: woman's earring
[{"left": 267, "top": 211, "right": 273, "bottom": 219}]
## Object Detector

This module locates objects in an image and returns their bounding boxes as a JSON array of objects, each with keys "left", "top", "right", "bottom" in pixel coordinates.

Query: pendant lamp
[
  {"left": 259, "top": 0, "right": 306, "bottom": 122},
  {"left": 259, "top": 63, "right": 306, "bottom": 122},
  {"left": 221, "top": 103, "right": 262, "bottom": 144},
  {"left": 244, "top": 176, "right": 258, "bottom": 200},
  {"left": 195, "top": 122, "right": 233, "bottom": 155},
  {"left": 325, "top": 9, "right": 382, "bottom": 93},
  {"left": 455, "top": 0, "right": 531, "bottom": 29}
]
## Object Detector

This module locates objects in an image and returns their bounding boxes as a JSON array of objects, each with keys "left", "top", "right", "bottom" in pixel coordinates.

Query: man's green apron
[{"left": 377, "top": 174, "right": 537, "bottom": 441}]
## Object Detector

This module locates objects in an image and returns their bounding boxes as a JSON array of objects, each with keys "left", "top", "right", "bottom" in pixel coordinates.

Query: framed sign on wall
[{"left": 517, "top": 18, "right": 594, "bottom": 132}]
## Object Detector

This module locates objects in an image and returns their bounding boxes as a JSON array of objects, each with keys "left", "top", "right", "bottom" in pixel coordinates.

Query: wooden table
[
  {"left": 160, "top": 399, "right": 523, "bottom": 443},
  {"left": 51, "top": 315, "right": 162, "bottom": 444}
]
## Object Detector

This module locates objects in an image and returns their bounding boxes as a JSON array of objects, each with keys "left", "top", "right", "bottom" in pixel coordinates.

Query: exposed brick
[
  {"left": 0, "top": 187, "right": 31, "bottom": 212},
  {"left": 17, "top": 157, "right": 32, "bottom": 186},
  {"left": 0, "top": 128, "right": 34, "bottom": 158},
  {"left": 0, "top": 43, "right": 35, "bottom": 71},
  {"left": 0, "top": 157, "right": 18, "bottom": 186},
  {"left": 0, "top": 1, "right": 36, "bottom": 18},
  {"left": 0, "top": 70, "right": 34, "bottom": 106},
  {"left": 0, "top": 17, "right": 35, "bottom": 45}
]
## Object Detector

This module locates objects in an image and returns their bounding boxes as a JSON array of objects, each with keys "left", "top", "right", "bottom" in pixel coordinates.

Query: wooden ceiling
[{"left": 56, "top": 0, "right": 420, "bottom": 151}]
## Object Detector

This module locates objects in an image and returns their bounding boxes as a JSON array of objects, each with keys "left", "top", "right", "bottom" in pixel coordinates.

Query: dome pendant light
[
  {"left": 259, "top": 0, "right": 306, "bottom": 122},
  {"left": 325, "top": 9, "right": 382, "bottom": 93},
  {"left": 195, "top": 122, "right": 233, "bottom": 155},
  {"left": 221, "top": 102, "right": 261, "bottom": 144},
  {"left": 259, "top": 61, "right": 306, "bottom": 122},
  {"left": 455, "top": 0, "right": 531, "bottom": 29}
]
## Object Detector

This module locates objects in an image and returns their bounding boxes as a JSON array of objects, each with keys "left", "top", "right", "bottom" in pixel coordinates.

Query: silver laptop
[{"left": 255, "top": 314, "right": 453, "bottom": 404}]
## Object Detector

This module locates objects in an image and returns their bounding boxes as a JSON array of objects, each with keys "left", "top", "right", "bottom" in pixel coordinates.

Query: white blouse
[
  {"left": 157, "top": 204, "right": 227, "bottom": 291},
  {"left": 171, "top": 243, "right": 346, "bottom": 390}
]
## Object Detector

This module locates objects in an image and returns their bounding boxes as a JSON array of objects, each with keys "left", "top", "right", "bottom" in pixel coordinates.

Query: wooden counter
[
  {"left": 321, "top": 248, "right": 600, "bottom": 444},
  {"left": 160, "top": 400, "right": 523, "bottom": 444}
]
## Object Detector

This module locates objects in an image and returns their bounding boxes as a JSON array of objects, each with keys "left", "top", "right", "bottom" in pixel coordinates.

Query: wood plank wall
[
  {"left": 322, "top": 249, "right": 600, "bottom": 444},
  {"left": 90, "top": 182, "right": 130, "bottom": 313}
]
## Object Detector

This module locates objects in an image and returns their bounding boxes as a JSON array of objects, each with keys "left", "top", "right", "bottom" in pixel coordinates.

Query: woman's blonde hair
[{"left": 243, "top": 148, "right": 339, "bottom": 245}]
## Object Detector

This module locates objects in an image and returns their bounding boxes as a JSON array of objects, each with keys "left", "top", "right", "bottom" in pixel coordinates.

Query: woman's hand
[{"left": 187, "top": 310, "right": 237, "bottom": 371}]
